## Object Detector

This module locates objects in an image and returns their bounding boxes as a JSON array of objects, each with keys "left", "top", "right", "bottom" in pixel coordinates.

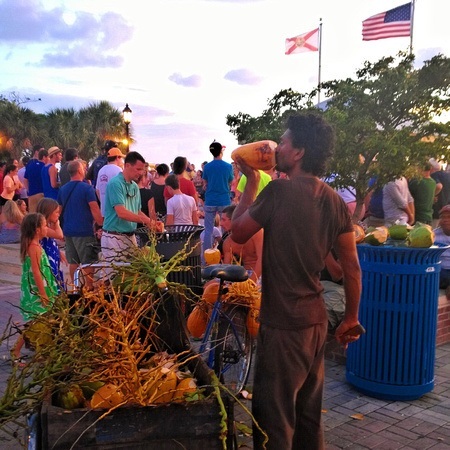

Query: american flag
[{"left": 362, "top": 2, "right": 411, "bottom": 41}]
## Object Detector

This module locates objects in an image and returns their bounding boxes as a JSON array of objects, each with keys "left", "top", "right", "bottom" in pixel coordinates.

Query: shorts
[
  {"left": 65, "top": 236, "right": 99, "bottom": 265},
  {"left": 0, "top": 196, "right": 10, "bottom": 206}
]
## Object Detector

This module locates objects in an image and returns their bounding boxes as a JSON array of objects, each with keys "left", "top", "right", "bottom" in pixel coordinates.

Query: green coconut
[
  {"left": 388, "top": 224, "right": 409, "bottom": 240},
  {"left": 408, "top": 225, "right": 435, "bottom": 248},
  {"left": 55, "top": 384, "right": 85, "bottom": 409},
  {"left": 364, "top": 226, "right": 388, "bottom": 246}
]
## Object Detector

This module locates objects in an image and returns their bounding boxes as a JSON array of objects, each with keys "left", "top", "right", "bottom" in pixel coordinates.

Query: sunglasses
[{"left": 126, "top": 185, "right": 136, "bottom": 198}]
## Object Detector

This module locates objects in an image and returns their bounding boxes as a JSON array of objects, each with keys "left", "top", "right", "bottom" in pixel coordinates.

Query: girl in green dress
[{"left": 13, "top": 213, "right": 58, "bottom": 362}]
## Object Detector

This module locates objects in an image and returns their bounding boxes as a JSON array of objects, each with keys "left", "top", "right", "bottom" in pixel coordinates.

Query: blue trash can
[{"left": 346, "top": 243, "right": 449, "bottom": 400}]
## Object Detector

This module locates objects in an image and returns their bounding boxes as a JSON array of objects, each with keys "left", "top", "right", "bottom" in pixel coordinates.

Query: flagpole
[
  {"left": 318, "top": 18, "right": 323, "bottom": 105},
  {"left": 410, "top": 0, "right": 415, "bottom": 54}
]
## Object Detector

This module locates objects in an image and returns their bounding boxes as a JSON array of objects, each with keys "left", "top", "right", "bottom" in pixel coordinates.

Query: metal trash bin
[
  {"left": 136, "top": 225, "right": 204, "bottom": 294},
  {"left": 346, "top": 243, "right": 449, "bottom": 400}
]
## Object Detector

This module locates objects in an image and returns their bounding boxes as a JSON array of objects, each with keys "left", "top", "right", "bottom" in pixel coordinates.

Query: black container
[{"left": 137, "top": 225, "right": 204, "bottom": 298}]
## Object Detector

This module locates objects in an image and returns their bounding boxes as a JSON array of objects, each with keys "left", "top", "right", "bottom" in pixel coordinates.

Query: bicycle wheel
[{"left": 214, "top": 304, "right": 253, "bottom": 395}]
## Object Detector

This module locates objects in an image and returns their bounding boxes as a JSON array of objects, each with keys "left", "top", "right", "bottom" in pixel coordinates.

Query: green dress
[{"left": 20, "top": 251, "right": 58, "bottom": 321}]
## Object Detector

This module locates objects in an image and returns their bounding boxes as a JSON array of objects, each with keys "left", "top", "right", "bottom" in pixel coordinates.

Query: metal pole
[
  {"left": 318, "top": 18, "right": 323, "bottom": 106},
  {"left": 409, "top": 0, "right": 415, "bottom": 55}
]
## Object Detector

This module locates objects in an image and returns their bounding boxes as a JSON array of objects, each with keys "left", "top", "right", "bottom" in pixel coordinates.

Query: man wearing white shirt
[
  {"left": 383, "top": 177, "right": 415, "bottom": 226},
  {"left": 165, "top": 174, "right": 198, "bottom": 225},
  {"left": 96, "top": 147, "right": 125, "bottom": 216}
]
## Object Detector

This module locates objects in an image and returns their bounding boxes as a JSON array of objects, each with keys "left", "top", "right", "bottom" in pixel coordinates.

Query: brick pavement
[{"left": 0, "top": 285, "right": 449, "bottom": 449}]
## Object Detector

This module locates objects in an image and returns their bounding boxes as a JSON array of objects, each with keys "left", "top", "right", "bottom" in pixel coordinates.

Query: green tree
[
  {"left": 226, "top": 53, "right": 450, "bottom": 221},
  {"left": 78, "top": 101, "right": 128, "bottom": 162},
  {"left": 0, "top": 97, "right": 129, "bottom": 163},
  {"left": 226, "top": 88, "right": 312, "bottom": 144},
  {"left": 0, "top": 99, "right": 46, "bottom": 160},
  {"left": 320, "top": 52, "right": 450, "bottom": 219},
  {"left": 45, "top": 108, "right": 78, "bottom": 150}
]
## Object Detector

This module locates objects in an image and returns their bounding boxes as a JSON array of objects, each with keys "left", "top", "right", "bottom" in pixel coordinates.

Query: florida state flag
[{"left": 285, "top": 28, "right": 319, "bottom": 55}]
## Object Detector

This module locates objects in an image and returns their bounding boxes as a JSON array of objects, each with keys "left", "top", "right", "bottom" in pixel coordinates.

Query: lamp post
[{"left": 122, "top": 103, "right": 132, "bottom": 153}]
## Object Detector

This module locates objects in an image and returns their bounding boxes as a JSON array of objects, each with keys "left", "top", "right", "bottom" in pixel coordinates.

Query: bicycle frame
[{"left": 199, "top": 278, "right": 248, "bottom": 375}]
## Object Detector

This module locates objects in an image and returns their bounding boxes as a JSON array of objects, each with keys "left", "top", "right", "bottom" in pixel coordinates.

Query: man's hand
[
  {"left": 234, "top": 155, "right": 260, "bottom": 182},
  {"left": 145, "top": 218, "right": 164, "bottom": 232},
  {"left": 335, "top": 321, "right": 365, "bottom": 349}
]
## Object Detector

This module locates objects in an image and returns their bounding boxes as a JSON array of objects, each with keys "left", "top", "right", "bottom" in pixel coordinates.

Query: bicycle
[{"left": 199, "top": 264, "right": 255, "bottom": 395}]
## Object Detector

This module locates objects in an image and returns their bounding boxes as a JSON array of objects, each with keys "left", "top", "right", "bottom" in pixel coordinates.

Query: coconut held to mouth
[{"left": 231, "top": 140, "right": 277, "bottom": 171}]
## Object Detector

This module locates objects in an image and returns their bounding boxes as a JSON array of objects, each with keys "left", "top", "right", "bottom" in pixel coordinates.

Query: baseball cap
[
  {"left": 209, "top": 141, "right": 226, "bottom": 152},
  {"left": 439, "top": 205, "right": 450, "bottom": 216},
  {"left": 103, "top": 140, "right": 118, "bottom": 151},
  {"left": 48, "top": 146, "right": 62, "bottom": 157},
  {"left": 107, "top": 147, "right": 125, "bottom": 158}
]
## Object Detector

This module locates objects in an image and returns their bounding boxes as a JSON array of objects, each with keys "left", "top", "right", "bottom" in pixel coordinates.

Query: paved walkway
[{"left": 0, "top": 285, "right": 449, "bottom": 449}]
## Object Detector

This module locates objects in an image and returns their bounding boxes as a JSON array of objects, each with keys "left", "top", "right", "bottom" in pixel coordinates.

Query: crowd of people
[
  {"left": 355, "top": 159, "right": 450, "bottom": 295},
  {"left": 5, "top": 116, "right": 450, "bottom": 448}
]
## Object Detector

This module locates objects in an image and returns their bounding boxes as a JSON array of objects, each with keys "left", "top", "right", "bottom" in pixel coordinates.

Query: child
[
  {"left": 0, "top": 200, "right": 24, "bottom": 244},
  {"left": 13, "top": 213, "right": 58, "bottom": 362},
  {"left": 165, "top": 174, "right": 198, "bottom": 226},
  {"left": 36, "top": 198, "right": 66, "bottom": 289}
]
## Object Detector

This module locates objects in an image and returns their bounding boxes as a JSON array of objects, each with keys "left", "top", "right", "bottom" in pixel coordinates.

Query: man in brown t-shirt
[{"left": 231, "top": 112, "right": 363, "bottom": 449}]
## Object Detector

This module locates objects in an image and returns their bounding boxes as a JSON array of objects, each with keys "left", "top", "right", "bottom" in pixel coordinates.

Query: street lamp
[{"left": 122, "top": 103, "right": 132, "bottom": 153}]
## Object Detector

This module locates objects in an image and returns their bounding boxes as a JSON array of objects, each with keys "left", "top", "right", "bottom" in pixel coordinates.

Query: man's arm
[
  {"left": 192, "top": 208, "right": 199, "bottom": 225},
  {"left": 49, "top": 165, "right": 60, "bottom": 189},
  {"left": 324, "top": 251, "right": 343, "bottom": 283},
  {"left": 88, "top": 201, "right": 104, "bottom": 226},
  {"left": 333, "top": 231, "right": 363, "bottom": 346},
  {"left": 114, "top": 207, "right": 153, "bottom": 228},
  {"left": 405, "top": 201, "right": 415, "bottom": 225},
  {"left": 165, "top": 214, "right": 174, "bottom": 226},
  {"left": 251, "top": 229, "right": 263, "bottom": 280},
  {"left": 230, "top": 156, "right": 261, "bottom": 244}
]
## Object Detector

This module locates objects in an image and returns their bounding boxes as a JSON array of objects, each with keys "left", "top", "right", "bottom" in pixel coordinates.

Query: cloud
[
  {"left": 224, "top": 68, "right": 263, "bottom": 85},
  {"left": 203, "top": 0, "right": 262, "bottom": 2},
  {"left": 168, "top": 73, "right": 202, "bottom": 87},
  {"left": 415, "top": 47, "right": 446, "bottom": 66},
  {"left": 0, "top": 0, "right": 133, "bottom": 68},
  {"left": 39, "top": 48, "right": 124, "bottom": 68}
]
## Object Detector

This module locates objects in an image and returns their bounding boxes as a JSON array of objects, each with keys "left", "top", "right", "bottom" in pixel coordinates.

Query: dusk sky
[{"left": 1, "top": 0, "right": 449, "bottom": 168}]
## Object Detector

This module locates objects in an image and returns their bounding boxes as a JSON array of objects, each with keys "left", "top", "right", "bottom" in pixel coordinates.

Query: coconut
[
  {"left": 364, "top": 226, "right": 388, "bottom": 246},
  {"left": 408, "top": 225, "right": 435, "bottom": 248},
  {"left": 172, "top": 377, "right": 197, "bottom": 403},
  {"left": 388, "top": 224, "right": 409, "bottom": 240},
  {"left": 55, "top": 384, "right": 85, "bottom": 410},
  {"left": 90, "top": 384, "right": 125, "bottom": 409},
  {"left": 353, "top": 224, "right": 365, "bottom": 244},
  {"left": 147, "top": 367, "right": 178, "bottom": 404}
]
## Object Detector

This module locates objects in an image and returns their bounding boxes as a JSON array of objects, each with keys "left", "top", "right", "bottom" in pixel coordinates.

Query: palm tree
[
  {"left": 45, "top": 108, "right": 78, "bottom": 150},
  {"left": 0, "top": 100, "right": 46, "bottom": 159},
  {"left": 0, "top": 97, "right": 129, "bottom": 163},
  {"left": 78, "top": 101, "right": 127, "bottom": 162}
]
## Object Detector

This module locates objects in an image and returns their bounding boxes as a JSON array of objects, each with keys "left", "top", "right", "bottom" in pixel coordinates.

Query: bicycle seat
[{"left": 201, "top": 264, "right": 249, "bottom": 282}]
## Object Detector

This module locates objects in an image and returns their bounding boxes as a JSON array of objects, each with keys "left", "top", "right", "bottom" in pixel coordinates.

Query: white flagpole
[
  {"left": 318, "top": 18, "right": 323, "bottom": 105},
  {"left": 410, "top": 0, "right": 415, "bottom": 54}
]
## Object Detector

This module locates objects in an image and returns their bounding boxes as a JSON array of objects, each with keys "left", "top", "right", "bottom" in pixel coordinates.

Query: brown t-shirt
[{"left": 249, "top": 176, "right": 353, "bottom": 329}]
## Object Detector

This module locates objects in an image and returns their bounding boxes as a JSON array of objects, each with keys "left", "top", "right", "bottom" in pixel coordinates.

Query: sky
[{"left": 1, "top": 0, "right": 449, "bottom": 169}]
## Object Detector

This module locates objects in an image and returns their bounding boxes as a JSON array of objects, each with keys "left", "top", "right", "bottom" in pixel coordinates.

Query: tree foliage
[
  {"left": 226, "top": 89, "right": 315, "bottom": 144},
  {"left": 226, "top": 52, "right": 450, "bottom": 220},
  {"left": 0, "top": 99, "right": 130, "bottom": 163}
]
